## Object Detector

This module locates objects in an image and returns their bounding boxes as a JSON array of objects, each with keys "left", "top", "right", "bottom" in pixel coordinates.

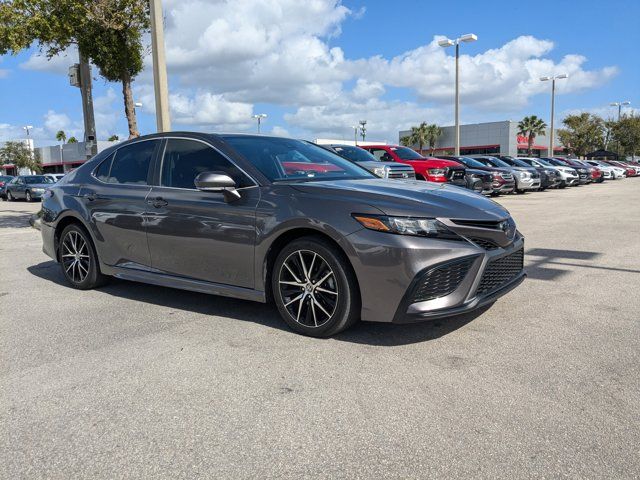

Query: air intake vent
[
  {"left": 468, "top": 237, "right": 500, "bottom": 250},
  {"left": 476, "top": 248, "right": 524, "bottom": 296},
  {"left": 412, "top": 257, "right": 476, "bottom": 302}
]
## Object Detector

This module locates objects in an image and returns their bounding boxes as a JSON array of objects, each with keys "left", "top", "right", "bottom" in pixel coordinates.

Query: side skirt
[{"left": 103, "top": 265, "right": 267, "bottom": 303}]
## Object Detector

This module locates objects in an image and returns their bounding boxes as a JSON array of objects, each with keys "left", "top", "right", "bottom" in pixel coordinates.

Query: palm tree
[
  {"left": 424, "top": 124, "right": 443, "bottom": 155},
  {"left": 55, "top": 130, "right": 66, "bottom": 144},
  {"left": 67, "top": 136, "right": 78, "bottom": 144},
  {"left": 108, "top": 134, "right": 119, "bottom": 142},
  {"left": 400, "top": 122, "right": 429, "bottom": 154},
  {"left": 517, "top": 115, "right": 548, "bottom": 155}
]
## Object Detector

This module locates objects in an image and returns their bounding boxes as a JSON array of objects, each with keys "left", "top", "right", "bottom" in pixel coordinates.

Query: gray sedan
[
  {"left": 40, "top": 133, "right": 525, "bottom": 337},
  {"left": 5, "top": 175, "right": 55, "bottom": 202}
]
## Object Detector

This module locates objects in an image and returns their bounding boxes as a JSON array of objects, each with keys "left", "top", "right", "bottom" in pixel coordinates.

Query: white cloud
[
  {"left": 20, "top": 46, "right": 79, "bottom": 75},
  {"left": 43, "top": 110, "right": 72, "bottom": 133}
]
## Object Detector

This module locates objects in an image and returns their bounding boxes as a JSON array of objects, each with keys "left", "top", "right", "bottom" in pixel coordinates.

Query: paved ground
[{"left": 1, "top": 180, "right": 639, "bottom": 479}]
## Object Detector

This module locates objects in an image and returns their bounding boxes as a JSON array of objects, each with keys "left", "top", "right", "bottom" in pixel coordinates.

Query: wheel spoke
[
  {"left": 296, "top": 294, "right": 305, "bottom": 322},
  {"left": 312, "top": 295, "right": 332, "bottom": 319},
  {"left": 315, "top": 271, "right": 333, "bottom": 287},
  {"left": 298, "top": 251, "right": 309, "bottom": 281},
  {"left": 284, "top": 263, "right": 303, "bottom": 284},
  {"left": 315, "top": 286, "right": 337, "bottom": 295},
  {"left": 284, "top": 293, "right": 304, "bottom": 307},
  {"left": 279, "top": 280, "right": 304, "bottom": 287},
  {"left": 310, "top": 299, "right": 318, "bottom": 327}
]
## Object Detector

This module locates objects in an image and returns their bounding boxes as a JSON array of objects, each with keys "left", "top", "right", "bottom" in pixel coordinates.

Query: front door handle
[
  {"left": 148, "top": 196, "right": 168, "bottom": 208},
  {"left": 83, "top": 192, "right": 97, "bottom": 201}
]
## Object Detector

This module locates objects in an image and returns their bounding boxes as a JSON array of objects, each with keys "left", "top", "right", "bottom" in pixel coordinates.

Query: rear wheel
[
  {"left": 272, "top": 237, "right": 360, "bottom": 337},
  {"left": 25, "top": 190, "right": 32, "bottom": 202},
  {"left": 58, "top": 224, "right": 108, "bottom": 290},
  {"left": 7, "top": 190, "right": 15, "bottom": 201}
]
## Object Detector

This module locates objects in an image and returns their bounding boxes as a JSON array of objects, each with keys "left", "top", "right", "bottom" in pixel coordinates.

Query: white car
[
  {"left": 520, "top": 157, "right": 579, "bottom": 188},
  {"left": 584, "top": 161, "right": 626, "bottom": 179}
]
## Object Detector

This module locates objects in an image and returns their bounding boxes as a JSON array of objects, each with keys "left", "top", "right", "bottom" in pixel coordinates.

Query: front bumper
[
  {"left": 517, "top": 178, "right": 541, "bottom": 190},
  {"left": 346, "top": 228, "right": 525, "bottom": 324},
  {"left": 491, "top": 180, "right": 515, "bottom": 194}
]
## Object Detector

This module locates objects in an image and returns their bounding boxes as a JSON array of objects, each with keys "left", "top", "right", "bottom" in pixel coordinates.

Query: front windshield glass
[
  {"left": 456, "top": 157, "right": 487, "bottom": 168},
  {"left": 222, "top": 136, "right": 374, "bottom": 182},
  {"left": 390, "top": 146, "right": 424, "bottom": 160},
  {"left": 332, "top": 145, "right": 378, "bottom": 163},
  {"left": 481, "top": 157, "right": 511, "bottom": 168},
  {"left": 24, "top": 176, "right": 53, "bottom": 184},
  {"left": 536, "top": 158, "right": 553, "bottom": 166},
  {"left": 511, "top": 158, "right": 533, "bottom": 168}
]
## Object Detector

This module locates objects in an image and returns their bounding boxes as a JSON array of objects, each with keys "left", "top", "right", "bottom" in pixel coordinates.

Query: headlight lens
[
  {"left": 373, "top": 167, "right": 386, "bottom": 178},
  {"left": 427, "top": 168, "right": 446, "bottom": 176},
  {"left": 353, "top": 215, "right": 460, "bottom": 239},
  {"left": 517, "top": 171, "right": 530, "bottom": 179}
]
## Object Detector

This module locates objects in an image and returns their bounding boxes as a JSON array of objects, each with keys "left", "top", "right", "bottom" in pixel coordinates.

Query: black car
[
  {"left": 438, "top": 156, "right": 515, "bottom": 195},
  {"left": 495, "top": 155, "right": 560, "bottom": 190}
]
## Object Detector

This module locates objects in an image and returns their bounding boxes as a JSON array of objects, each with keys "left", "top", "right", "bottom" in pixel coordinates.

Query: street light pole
[
  {"left": 149, "top": 0, "right": 171, "bottom": 132},
  {"left": 610, "top": 101, "right": 631, "bottom": 121},
  {"left": 439, "top": 34, "right": 477, "bottom": 156},
  {"left": 359, "top": 120, "right": 367, "bottom": 142},
  {"left": 252, "top": 114, "right": 267, "bottom": 133},
  {"left": 352, "top": 125, "right": 359, "bottom": 145},
  {"left": 540, "top": 74, "right": 568, "bottom": 156}
]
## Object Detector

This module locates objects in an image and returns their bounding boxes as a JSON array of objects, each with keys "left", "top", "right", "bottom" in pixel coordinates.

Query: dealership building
[{"left": 399, "top": 120, "right": 564, "bottom": 157}]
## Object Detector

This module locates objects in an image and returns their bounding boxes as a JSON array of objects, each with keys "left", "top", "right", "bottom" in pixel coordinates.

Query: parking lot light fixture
[
  {"left": 359, "top": 120, "right": 367, "bottom": 141},
  {"left": 610, "top": 101, "right": 631, "bottom": 120},
  {"left": 352, "top": 125, "right": 359, "bottom": 145},
  {"left": 252, "top": 113, "right": 267, "bottom": 133},
  {"left": 540, "top": 74, "right": 568, "bottom": 156},
  {"left": 438, "top": 33, "right": 478, "bottom": 155}
]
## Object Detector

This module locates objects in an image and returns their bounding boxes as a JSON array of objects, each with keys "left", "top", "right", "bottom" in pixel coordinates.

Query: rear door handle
[
  {"left": 82, "top": 192, "right": 97, "bottom": 201},
  {"left": 148, "top": 196, "right": 168, "bottom": 208}
]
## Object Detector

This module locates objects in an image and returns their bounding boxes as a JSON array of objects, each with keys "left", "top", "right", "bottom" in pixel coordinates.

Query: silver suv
[{"left": 322, "top": 144, "right": 415, "bottom": 180}]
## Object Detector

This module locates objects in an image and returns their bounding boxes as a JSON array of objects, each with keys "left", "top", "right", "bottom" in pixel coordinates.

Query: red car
[
  {"left": 360, "top": 145, "right": 465, "bottom": 184},
  {"left": 608, "top": 161, "right": 637, "bottom": 177}
]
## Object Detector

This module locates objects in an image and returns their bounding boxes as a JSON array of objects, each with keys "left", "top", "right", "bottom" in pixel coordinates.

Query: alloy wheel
[
  {"left": 26, "top": 191, "right": 32, "bottom": 202},
  {"left": 61, "top": 230, "right": 91, "bottom": 284},
  {"left": 278, "top": 249, "right": 338, "bottom": 328}
]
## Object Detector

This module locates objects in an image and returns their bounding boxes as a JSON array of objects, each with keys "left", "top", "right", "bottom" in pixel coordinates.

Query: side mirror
[{"left": 194, "top": 171, "right": 241, "bottom": 201}]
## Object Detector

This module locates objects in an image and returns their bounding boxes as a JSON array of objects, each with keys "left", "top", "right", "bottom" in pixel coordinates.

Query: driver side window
[
  {"left": 369, "top": 148, "right": 393, "bottom": 162},
  {"left": 160, "top": 139, "right": 253, "bottom": 189}
]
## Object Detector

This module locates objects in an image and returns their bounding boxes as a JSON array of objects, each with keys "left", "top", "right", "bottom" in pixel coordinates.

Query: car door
[
  {"left": 80, "top": 139, "right": 161, "bottom": 270},
  {"left": 13, "top": 177, "right": 26, "bottom": 198},
  {"left": 145, "top": 138, "right": 260, "bottom": 288}
]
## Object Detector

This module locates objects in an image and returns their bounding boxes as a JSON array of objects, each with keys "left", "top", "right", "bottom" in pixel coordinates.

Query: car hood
[
  {"left": 21, "top": 183, "right": 51, "bottom": 189},
  {"left": 289, "top": 179, "right": 510, "bottom": 220},
  {"left": 464, "top": 168, "right": 492, "bottom": 177}
]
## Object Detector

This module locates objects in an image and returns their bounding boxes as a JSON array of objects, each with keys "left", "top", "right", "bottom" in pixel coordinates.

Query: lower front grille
[
  {"left": 387, "top": 170, "right": 416, "bottom": 179},
  {"left": 412, "top": 257, "right": 476, "bottom": 302},
  {"left": 476, "top": 248, "right": 524, "bottom": 296},
  {"left": 469, "top": 237, "right": 500, "bottom": 250}
]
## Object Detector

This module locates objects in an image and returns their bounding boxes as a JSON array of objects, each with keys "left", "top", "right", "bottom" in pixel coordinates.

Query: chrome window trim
[{"left": 158, "top": 136, "right": 258, "bottom": 190}]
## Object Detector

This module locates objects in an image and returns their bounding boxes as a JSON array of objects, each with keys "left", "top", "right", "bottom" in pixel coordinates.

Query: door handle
[
  {"left": 82, "top": 192, "right": 97, "bottom": 201},
  {"left": 148, "top": 196, "right": 168, "bottom": 208}
]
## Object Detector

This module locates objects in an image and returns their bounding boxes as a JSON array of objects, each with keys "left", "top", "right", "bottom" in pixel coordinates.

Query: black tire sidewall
[
  {"left": 26, "top": 191, "right": 32, "bottom": 202},
  {"left": 272, "top": 237, "right": 359, "bottom": 337},
  {"left": 59, "top": 224, "right": 104, "bottom": 290}
]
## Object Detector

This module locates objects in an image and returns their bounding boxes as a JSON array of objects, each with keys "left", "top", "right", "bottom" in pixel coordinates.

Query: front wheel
[
  {"left": 272, "top": 237, "right": 360, "bottom": 337},
  {"left": 25, "top": 190, "right": 32, "bottom": 202},
  {"left": 58, "top": 224, "right": 109, "bottom": 290},
  {"left": 7, "top": 191, "right": 15, "bottom": 201}
]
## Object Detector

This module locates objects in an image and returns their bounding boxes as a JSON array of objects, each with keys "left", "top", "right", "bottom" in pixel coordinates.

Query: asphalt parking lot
[{"left": 1, "top": 181, "right": 639, "bottom": 479}]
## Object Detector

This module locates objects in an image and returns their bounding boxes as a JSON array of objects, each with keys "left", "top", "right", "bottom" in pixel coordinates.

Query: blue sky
[{"left": 1, "top": 0, "right": 638, "bottom": 146}]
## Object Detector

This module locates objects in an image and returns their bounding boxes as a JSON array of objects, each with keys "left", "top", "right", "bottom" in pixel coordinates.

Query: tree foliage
[
  {"left": 517, "top": 115, "right": 547, "bottom": 155},
  {"left": 55, "top": 130, "right": 66, "bottom": 143},
  {"left": 107, "top": 134, "right": 119, "bottom": 141},
  {"left": 556, "top": 113, "right": 604, "bottom": 157},
  {"left": 0, "top": 0, "right": 150, "bottom": 138},
  {"left": 67, "top": 136, "right": 78, "bottom": 143},
  {"left": 401, "top": 122, "right": 442, "bottom": 154},
  {"left": 0, "top": 141, "right": 42, "bottom": 172}
]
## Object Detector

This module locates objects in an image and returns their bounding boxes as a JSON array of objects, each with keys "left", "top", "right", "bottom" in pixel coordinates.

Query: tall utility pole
[
  {"left": 540, "top": 74, "right": 568, "bottom": 156},
  {"left": 610, "top": 101, "right": 631, "bottom": 121},
  {"left": 252, "top": 114, "right": 267, "bottom": 133},
  {"left": 149, "top": 0, "right": 171, "bottom": 132},
  {"left": 352, "top": 125, "right": 359, "bottom": 145},
  {"left": 359, "top": 120, "right": 367, "bottom": 141},
  {"left": 438, "top": 34, "right": 477, "bottom": 155},
  {"left": 78, "top": 52, "right": 97, "bottom": 158}
]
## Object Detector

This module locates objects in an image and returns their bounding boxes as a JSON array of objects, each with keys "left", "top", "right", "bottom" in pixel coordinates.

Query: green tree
[
  {"left": 0, "top": 141, "right": 42, "bottom": 173},
  {"left": 611, "top": 115, "right": 640, "bottom": 157},
  {"left": 400, "top": 122, "right": 429, "bottom": 154},
  {"left": 556, "top": 113, "right": 604, "bottom": 157},
  {"left": 55, "top": 130, "right": 66, "bottom": 143},
  {"left": 424, "top": 123, "right": 443, "bottom": 155},
  {"left": 517, "top": 115, "right": 548, "bottom": 155},
  {"left": 107, "top": 134, "right": 119, "bottom": 141},
  {"left": 0, "top": 0, "right": 150, "bottom": 139},
  {"left": 67, "top": 136, "right": 78, "bottom": 143}
]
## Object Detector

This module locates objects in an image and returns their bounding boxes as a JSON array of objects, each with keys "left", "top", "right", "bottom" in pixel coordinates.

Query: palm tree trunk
[
  {"left": 122, "top": 71, "right": 140, "bottom": 139},
  {"left": 528, "top": 134, "right": 534, "bottom": 155}
]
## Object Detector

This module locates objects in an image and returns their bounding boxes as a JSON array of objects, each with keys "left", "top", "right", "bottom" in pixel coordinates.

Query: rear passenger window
[
  {"left": 94, "top": 154, "right": 114, "bottom": 182},
  {"left": 108, "top": 141, "right": 158, "bottom": 185},
  {"left": 160, "top": 139, "right": 253, "bottom": 189}
]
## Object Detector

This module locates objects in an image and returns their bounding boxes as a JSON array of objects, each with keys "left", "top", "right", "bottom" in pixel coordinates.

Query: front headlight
[
  {"left": 372, "top": 167, "right": 386, "bottom": 178},
  {"left": 427, "top": 168, "right": 446, "bottom": 176},
  {"left": 32, "top": 188, "right": 45, "bottom": 192},
  {"left": 517, "top": 171, "right": 530, "bottom": 179},
  {"left": 352, "top": 215, "right": 460, "bottom": 239}
]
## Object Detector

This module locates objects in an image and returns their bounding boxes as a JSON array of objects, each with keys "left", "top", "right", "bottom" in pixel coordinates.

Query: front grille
[
  {"left": 412, "top": 257, "right": 475, "bottom": 302},
  {"left": 468, "top": 237, "right": 500, "bottom": 250},
  {"left": 501, "top": 173, "right": 514, "bottom": 181},
  {"left": 446, "top": 168, "right": 465, "bottom": 181},
  {"left": 452, "top": 219, "right": 502, "bottom": 230},
  {"left": 476, "top": 248, "right": 524, "bottom": 296},
  {"left": 387, "top": 169, "right": 415, "bottom": 179}
]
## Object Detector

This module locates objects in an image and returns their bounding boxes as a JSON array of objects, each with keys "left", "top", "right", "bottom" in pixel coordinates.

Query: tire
[
  {"left": 58, "top": 224, "right": 109, "bottom": 290},
  {"left": 272, "top": 236, "right": 360, "bottom": 337},
  {"left": 25, "top": 190, "right": 32, "bottom": 202},
  {"left": 558, "top": 180, "right": 566, "bottom": 189},
  {"left": 7, "top": 190, "right": 15, "bottom": 201}
]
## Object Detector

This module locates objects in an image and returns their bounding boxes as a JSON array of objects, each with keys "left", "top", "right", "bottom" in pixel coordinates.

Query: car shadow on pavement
[
  {"left": 525, "top": 248, "right": 640, "bottom": 279},
  {"left": 0, "top": 210, "right": 35, "bottom": 229},
  {"left": 28, "top": 260, "right": 482, "bottom": 346}
]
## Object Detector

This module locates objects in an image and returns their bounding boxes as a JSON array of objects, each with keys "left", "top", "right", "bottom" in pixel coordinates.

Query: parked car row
[{"left": 0, "top": 173, "right": 64, "bottom": 201}]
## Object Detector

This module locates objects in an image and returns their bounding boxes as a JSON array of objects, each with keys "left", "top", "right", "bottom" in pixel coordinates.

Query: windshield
[
  {"left": 536, "top": 158, "right": 554, "bottom": 166},
  {"left": 390, "top": 146, "right": 424, "bottom": 160},
  {"left": 478, "top": 157, "right": 511, "bottom": 168},
  {"left": 24, "top": 176, "right": 54, "bottom": 184},
  {"left": 511, "top": 158, "right": 534, "bottom": 168},
  {"left": 331, "top": 145, "right": 378, "bottom": 163},
  {"left": 222, "top": 136, "right": 374, "bottom": 182},
  {"left": 455, "top": 157, "right": 487, "bottom": 168}
]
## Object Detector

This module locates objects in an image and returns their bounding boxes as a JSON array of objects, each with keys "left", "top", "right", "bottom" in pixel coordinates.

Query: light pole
[
  {"left": 438, "top": 33, "right": 477, "bottom": 156},
  {"left": 252, "top": 114, "right": 267, "bottom": 133},
  {"left": 540, "top": 74, "right": 568, "bottom": 156},
  {"left": 352, "top": 125, "right": 359, "bottom": 145},
  {"left": 610, "top": 101, "right": 631, "bottom": 121},
  {"left": 359, "top": 120, "right": 367, "bottom": 142},
  {"left": 149, "top": 0, "right": 171, "bottom": 132}
]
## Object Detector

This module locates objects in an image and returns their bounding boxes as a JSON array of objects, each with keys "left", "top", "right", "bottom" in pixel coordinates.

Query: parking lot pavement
[{"left": 1, "top": 180, "right": 639, "bottom": 479}]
